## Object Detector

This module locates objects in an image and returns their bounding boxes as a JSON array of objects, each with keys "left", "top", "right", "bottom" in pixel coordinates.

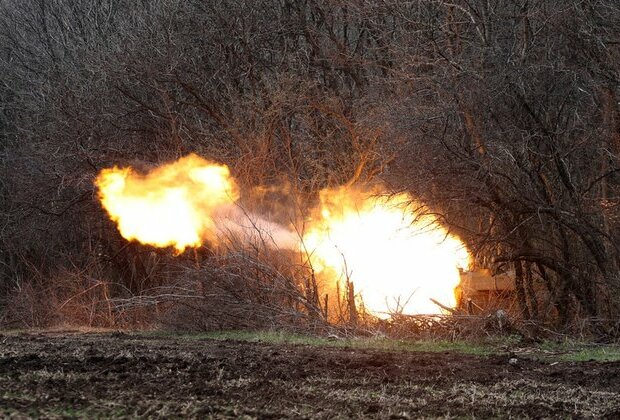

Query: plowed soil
[{"left": 1, "top": 332, "right": 619, "bottom": 418}]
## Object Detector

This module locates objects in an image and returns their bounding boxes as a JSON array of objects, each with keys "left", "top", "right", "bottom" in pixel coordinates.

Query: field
[{"left": 0, "top": 331, "right": 619, "bottom": 418}]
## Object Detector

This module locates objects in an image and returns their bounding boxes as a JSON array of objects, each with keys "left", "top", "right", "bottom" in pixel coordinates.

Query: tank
[{"left": 456, "top": 268, "right": 515, "bottom": 313}]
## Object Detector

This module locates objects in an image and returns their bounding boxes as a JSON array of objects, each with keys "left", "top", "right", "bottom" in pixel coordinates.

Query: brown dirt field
[{"left": 1, "top": 332, "right": 619, "bottom": 418}]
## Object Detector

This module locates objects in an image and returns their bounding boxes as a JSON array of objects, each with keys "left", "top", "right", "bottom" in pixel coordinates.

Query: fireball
[
  {"left": 302, "top": 187, "right": 470, "bottom": 316},
  {"left": 95, "top": 154, "right": 239, "bottom": 252}
]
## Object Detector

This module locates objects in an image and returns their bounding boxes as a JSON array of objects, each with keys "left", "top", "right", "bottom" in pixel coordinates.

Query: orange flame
[
  {"left": 95, "top": 154, "right": 471, "bottom": 316},
  {"left": 302, "top": 187, "right": 471, "bottom": 316},
  {"left": 95, "top": 154, "right": 239, "bottom": 252}
]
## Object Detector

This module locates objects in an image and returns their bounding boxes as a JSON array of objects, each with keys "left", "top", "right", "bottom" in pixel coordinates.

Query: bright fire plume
[
  {"left": 96, "top": 154, "right": 471, "bottom": 316},
  {"left": 95, "top": 154, "right": 239, "bottom": 252},
  {"left": 303, "top": 187, "right": 471, "bottom": 316}
]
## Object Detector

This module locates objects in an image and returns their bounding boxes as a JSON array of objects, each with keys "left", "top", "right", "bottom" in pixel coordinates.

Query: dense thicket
[{"left": 0, "top": 0, "right": 618, "bottom": 330}]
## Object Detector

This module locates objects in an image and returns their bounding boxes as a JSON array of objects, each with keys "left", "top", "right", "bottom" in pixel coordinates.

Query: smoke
[{"left": 213, "top": 206, "right": 299, "bottom": 250}]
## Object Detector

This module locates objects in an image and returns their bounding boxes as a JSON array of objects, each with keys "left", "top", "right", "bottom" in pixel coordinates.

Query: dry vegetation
[{"left": 0, "top": 1, "right": 619, "bottom": 338}]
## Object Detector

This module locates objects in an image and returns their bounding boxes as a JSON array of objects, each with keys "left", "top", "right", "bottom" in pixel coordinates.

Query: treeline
[{"left": 0, "top": 0, "right": 618, "bottom": 331}]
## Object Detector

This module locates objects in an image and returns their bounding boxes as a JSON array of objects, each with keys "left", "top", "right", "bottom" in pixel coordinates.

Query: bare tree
[{"left": 0, "top": 0, "right": 618, "bottom": 331}]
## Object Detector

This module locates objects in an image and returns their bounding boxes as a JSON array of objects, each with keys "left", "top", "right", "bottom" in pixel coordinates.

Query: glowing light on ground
[{"left": 302, "top": 187, "right": 471, "bottom": 316}]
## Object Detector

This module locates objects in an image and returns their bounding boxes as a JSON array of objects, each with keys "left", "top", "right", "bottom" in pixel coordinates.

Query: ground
[{"left": 1, "top": 331, "right": 620, "bottom": 418}]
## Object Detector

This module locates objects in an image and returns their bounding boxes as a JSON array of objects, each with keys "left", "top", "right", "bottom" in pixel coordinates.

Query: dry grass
[{"left": 2, "top": 331, "right": 620, "bottom": 418}]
